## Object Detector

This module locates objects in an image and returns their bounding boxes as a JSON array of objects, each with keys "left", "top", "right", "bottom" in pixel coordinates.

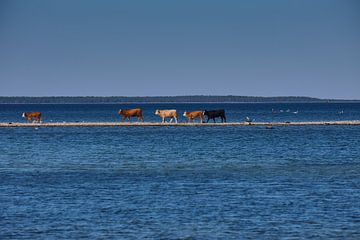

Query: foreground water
[{"left": 1, "top": 103, "right": 360, "bottom": 239}]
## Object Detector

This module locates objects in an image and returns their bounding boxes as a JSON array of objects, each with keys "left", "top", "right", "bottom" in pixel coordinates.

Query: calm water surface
[{"left": 1, "top": 103, "right": 360, "bottom": 239}]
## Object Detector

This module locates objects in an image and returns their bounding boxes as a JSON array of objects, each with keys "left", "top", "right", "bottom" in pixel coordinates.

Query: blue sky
[{"left": 0, "top": 0, "right": 359, "bottom": 99}]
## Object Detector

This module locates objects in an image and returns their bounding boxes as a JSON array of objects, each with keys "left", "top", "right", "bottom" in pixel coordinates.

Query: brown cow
[
  {"left": 183, "top": 111, "right": 205, "bottom": 123},
  {"left": 118, "top": 108, "right": 144, "bottom": 122},
  {"left": 155, "top": 109, "right": 178, "bottom": 123},
  {"left": 22, "top": 112, "right": 42, "bottom": 123}
]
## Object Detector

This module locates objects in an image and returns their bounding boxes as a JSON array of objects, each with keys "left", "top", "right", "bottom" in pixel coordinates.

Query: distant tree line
[{"left": 0, "top": 95, "right": 349, "bottom": 104}]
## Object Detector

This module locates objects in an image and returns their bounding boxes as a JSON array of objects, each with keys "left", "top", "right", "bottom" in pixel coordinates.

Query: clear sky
[{"left": 0, "top": 0, "right": 359, "bottom": 99}]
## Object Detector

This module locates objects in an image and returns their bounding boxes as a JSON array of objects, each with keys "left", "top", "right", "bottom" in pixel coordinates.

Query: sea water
[{"left": 1, "top": 103, "right": 360, "bottom": 239}]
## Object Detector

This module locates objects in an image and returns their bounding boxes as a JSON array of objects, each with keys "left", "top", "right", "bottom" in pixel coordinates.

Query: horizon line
[{"left": 1, "top": 95, "right": 359, "bottom": 101}]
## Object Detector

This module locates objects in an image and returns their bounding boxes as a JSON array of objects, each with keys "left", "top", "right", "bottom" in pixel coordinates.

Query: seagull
[
  {"left": 293, "top": 110, "right": 299, "bottom": 114},
  {"left": 245, "top": 117, "right": 254, "bottom": 123}
]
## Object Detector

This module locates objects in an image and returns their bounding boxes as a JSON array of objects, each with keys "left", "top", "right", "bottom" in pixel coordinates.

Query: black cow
[{"left": 203, "top": 109, "right": 226, "bottom": 123}]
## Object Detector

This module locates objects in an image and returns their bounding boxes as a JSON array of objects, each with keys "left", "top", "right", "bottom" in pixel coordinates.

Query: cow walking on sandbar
[
  {"left": 203, "top": 109, "right": 226, "bottom": 123},
  {"left": 183, "top": 111, "right": 205, "bottom": 123},
  {"left": 22, "top": 112, "right": 42, "bottom": 123},
  {"left": 118, "top": 108, "right": 144, "bottom": 122},
  {"left": 155, "top": 109, "right": 178, "bottom": 123}
]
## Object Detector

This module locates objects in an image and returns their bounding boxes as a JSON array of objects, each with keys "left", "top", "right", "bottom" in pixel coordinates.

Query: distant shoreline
[
  {"left": 1, "top": 96, "right": 359, "bottom": 104},
  {"left": 1, "top": 101, "right": 360, "bottom": 105}
]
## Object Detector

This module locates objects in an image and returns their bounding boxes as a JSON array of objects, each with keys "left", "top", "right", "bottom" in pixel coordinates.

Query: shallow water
[{"left": 1, "top": 103, "right": 360, "bottom": 239}]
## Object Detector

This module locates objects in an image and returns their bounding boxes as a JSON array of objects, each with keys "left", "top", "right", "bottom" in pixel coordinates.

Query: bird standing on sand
[{"left": 245, "top": 117, "right": 254, "bottom": 124}]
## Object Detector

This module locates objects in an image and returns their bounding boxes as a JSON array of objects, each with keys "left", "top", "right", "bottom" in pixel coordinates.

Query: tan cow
[
  {"left": 22, "top": 112, "right": 42, "bottom": 123},
  {"left": 155, "top": 109, "right": 178, "bottom": 123},
  {"left": 118, "top": 108, "right": 144, "bottom": 122},
  {"left": 183, "top": 111, "right": 205, "bottom": 123}
]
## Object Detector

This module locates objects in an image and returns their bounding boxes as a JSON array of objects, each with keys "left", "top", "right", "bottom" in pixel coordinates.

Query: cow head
[
  {"left": 183, "top": 111, "right": 187, "bottom": 117},
  {"left": 203, "top": 110, "right": 208, "bottom": 116},
  {"left": 154, "top": 109, "right": 160, "bottom": 115},
  {"left": 22, "top": 112, "right": 26, "bottom": 118},
  {"left": 118, "top": 109, "right": 122, "bottom": 115}
]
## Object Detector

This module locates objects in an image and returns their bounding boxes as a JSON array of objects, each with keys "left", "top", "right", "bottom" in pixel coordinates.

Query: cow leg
[
  {"left": 162, "top": 117, "right": 165, "bottom": 123},
  {"left": 175, "top": 116, "right": 178, "bottom": 123},
  {"left": 121, "top": 116, "right": 126, "bottom": 122},
  {"left": 213, "top": 118, "right": 216, "bottom": 123},
  {"left": 128, "top": 116, "right": 131, "bottom": 123},
  {"left": 223, "top": 116, "right": 226, "bottom": 123}
]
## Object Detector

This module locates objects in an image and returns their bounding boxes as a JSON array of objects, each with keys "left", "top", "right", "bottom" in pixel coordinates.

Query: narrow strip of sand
[{"left": 1, "top": 120, "right": 360, "bottom": 127}]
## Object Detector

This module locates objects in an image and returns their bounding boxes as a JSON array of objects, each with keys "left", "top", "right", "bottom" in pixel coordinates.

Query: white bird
[
  {"left": 293, "top": 110, "right": 299, "bottom": 114},
  {"left": 245, "top": 117, "right": 254, "bottom": 123}
]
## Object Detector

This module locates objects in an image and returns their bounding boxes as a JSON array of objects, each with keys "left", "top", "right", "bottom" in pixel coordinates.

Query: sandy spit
[{"left": 1, "top": 120, "right": 360, "bottom": 127}]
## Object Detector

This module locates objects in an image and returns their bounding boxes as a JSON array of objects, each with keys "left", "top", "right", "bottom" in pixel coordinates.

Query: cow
[
  {"left": 183, "top": 111, "right": 205, "bottom": 123},
  {"left": 118, "top": 108, "right": 144, "bottom": 122},
  {"left": 22, "top": 112, "right": 42, "bottom": 123},
  {"left": 203, "top": 109, "right": 226, "bottom": 123},
  {"left": 155, "top": 109, "right": 178, "bottom": 123}
]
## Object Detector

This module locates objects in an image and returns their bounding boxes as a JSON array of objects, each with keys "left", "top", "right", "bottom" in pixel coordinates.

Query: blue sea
[{"left": 1, "top": 103, "right": 360, "bottom": 239}]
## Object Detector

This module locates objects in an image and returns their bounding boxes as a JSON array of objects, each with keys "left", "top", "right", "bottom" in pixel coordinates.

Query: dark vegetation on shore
[{"left": 0, "top": 96, "right": 356, "bottom": 104}]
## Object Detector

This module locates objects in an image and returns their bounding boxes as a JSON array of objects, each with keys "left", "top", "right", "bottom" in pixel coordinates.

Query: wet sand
[{"left": 1, "top": 120, "right": 360, "bottom": 127}]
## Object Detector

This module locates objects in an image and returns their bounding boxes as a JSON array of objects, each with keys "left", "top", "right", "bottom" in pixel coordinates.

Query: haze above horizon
[{"left": 0, "top": 0, "right": 359, "bottom": 99}]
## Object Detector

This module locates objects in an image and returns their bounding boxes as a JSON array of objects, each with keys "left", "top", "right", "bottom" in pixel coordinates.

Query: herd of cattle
[{"left": 21, "top": 109, "right": 227, "bottom": 123}]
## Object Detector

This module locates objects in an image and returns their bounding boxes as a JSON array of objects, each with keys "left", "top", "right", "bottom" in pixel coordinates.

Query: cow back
[
  {"left": 118, "top": 108, "right": 142, "bottom": 117},
  {"left": 204, "top": 109, "right": 225, "bottom": 117}
]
